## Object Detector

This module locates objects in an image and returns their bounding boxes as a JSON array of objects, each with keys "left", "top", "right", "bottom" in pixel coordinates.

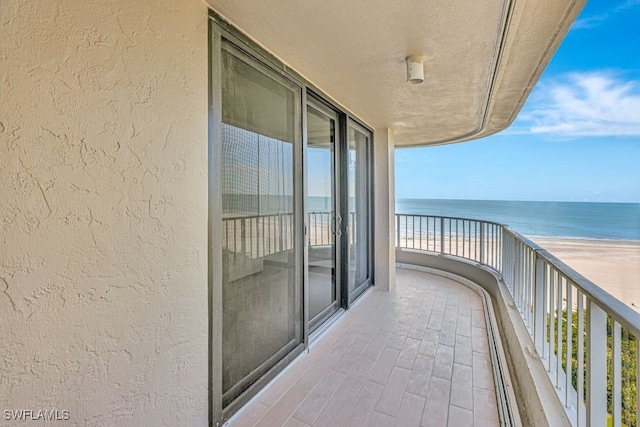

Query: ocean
[{"left": 396, "top": 199, "right": 640, "bottom": 241}]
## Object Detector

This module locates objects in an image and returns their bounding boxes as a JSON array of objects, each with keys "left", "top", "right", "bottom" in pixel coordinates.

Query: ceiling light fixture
[{"left": 406, "top": 55, "right": 425, "bottom": 84}]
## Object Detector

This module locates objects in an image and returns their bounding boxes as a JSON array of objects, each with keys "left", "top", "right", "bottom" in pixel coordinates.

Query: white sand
[{"left": 529, "top": 237, "right": 640, "bottom": 311}]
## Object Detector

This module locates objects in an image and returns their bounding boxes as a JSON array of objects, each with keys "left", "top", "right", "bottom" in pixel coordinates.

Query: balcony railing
[
  {"left": 397, "top": 213, "right": 640, "bottom": 427},
  {"left": 222, "top": 212, "right": 357, "bottom": 260},
  {"left": 223, "top": 213, "right": 295, "bottom": 259}
]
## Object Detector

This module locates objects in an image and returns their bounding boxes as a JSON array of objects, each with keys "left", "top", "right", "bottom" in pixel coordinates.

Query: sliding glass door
[
  {"left": 212, "top": 20, "right": 373, "bottom": 418},
  {"left": 220, "top": 43, "right": 302, "bottom": 407},
  {"left": 305, "top": 101, "right": 373, "bottom": 329},
  {"left": 306, "top": 102, "right": 340, "bottom": 331}
]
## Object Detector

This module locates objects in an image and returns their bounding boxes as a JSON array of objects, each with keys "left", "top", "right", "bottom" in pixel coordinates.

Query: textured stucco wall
[
  {"left": 373, "top": 128, "right": 395, "bottom": 291},
  {"left": 0, "top": 1, "right": 209, "bottom": 425}
]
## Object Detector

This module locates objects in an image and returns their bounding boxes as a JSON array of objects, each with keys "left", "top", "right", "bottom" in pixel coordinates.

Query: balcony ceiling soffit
[{"left": 207, "top": 0, "right": 586, "bottom": 147}]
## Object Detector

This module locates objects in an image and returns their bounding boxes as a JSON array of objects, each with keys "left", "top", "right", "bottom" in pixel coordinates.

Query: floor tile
[
  {"left": 339, "top": 380, "right": 384, "bottom": 426},
  {"left": 450, "top": 363, "right": 473, "bottom": 410},
  {"left": 374, "top": 366, "right": 411, "bottom": 416},
  {"left": 368, "top": 347, "right": 399, "bottom": 385},
  {"left": 396, "top": 337, "right": 421, "bottom": 370},
  {"left": 448, "top": 405, "right": 473, "bottom": 426},
  {"left": 432, "top": 344, "right": 454, "bottom": 379},
  {"left": 421, "top": 377, "right": 451, "bottom": 427},
  {"left": 394, "top": 392, "right": 426, "bottom": 426},
  {"left": 367, "top": 411, "right": 396, "bottom": 427},
  {"left": 405, "top": 354, "right": 434, "bottom": 397}
]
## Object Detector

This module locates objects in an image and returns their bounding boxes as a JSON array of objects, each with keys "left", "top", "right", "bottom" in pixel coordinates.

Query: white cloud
[
  {"left": 571, "top": 0, "right": 639, "bottom": 30},
  {"left": 572, "top": 14, "right": 609, "bottom": 30},
  {"left": 615, "top": 0, "right": 640, "bottom": 12},
  {"left": 495, "top": 126, "right": 533, "bottom": 136},
  {"left": 525, "top": 73, "right": 640, "bottom": 137}
]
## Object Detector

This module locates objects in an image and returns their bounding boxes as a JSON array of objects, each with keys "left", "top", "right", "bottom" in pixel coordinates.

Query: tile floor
[{"left": 228, "top": 267, "right": 500, "bottom": 427}]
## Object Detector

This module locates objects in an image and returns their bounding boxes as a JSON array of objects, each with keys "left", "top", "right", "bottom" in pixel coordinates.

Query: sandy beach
[{"left": 529, "top": 237, "right": 640, "bottom": 311}]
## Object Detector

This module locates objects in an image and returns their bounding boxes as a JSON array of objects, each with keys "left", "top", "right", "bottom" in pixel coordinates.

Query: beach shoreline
[
  {"left": 397, "top": 232, "right": 640, "bottom": 310},
  {"left": 527, "top": 235, "right": 640, "bottom": 247}
]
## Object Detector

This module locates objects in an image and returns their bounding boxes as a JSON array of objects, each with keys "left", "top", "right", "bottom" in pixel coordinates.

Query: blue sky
[{"left": 395, "top": 0, "right": 640, "bottom": 203}]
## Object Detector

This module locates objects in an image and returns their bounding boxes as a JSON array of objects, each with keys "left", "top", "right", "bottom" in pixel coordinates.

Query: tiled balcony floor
[{"left": 228, "top": 267, "right": 500, "bottom": 427}]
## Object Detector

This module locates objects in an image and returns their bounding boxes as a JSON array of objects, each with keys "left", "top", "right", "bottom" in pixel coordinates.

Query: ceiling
[{"left": 207, "top": 0, "right": 586, "bottom": 147}]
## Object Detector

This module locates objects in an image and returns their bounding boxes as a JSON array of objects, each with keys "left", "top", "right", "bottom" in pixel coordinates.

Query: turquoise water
[{"left": 396, "top": 199, "right": 640, "bottom": 241}]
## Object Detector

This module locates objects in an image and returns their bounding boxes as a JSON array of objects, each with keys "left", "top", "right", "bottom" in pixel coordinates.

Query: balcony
[
  {"left": 0, "top": 1, "right": 597, "bottom": 424},
  {"left": 229, "top": 214, "right": 640, "bottom": 427}
]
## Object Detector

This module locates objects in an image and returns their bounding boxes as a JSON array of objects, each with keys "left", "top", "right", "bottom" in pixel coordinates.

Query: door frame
[{"left": 305, "top": 94, "right": 344, "bottom": 333}]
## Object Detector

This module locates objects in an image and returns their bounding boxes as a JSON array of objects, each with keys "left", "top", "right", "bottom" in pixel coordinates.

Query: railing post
[
  {"left": 479, "top": 222, "right": 485, "bottom": 265},
  {"left": 278, "top": 213, "right": 284, "bottom": 253},
  {"left": 515, "top": 242, "right": 521, "bottom": 309},
  {"left": 501, "top": 233, "right": 508, "bottom": 282},
  {"left": 637, "top": 337, "right": 640, "bottom": 427},
  {"left": 241, "top": 218, "right": 246, "bottom": 256},
  {"left": 587, "top": 300, "right": 607, "bottom": 426},
  {"left": 612, "top": 322, "right": 621, "bottom": 425},
  {"left": 533, "top": 254, "right": 546, "bottom": 356},
  {"left": 440, "top": 217, "right": 445, "bottom": 254},
  {"left": 577, "top": 293, "right": 585, "bottom": 427},
  {"left": 564, "top": 280, "right": 573, "bottom": 408},
  {"left": 396, "top": 214, "right": 401, "bottom": 248}
]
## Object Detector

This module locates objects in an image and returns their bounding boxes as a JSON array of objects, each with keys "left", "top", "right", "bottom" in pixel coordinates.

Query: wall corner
[{"left": 373, "top": 128, "right": 395, "bottom": 291}]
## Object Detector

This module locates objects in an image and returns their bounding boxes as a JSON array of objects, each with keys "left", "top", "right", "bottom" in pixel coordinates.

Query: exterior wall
[
  {"left": 373, "top": 128, "right": 395, "bottom": 291},
  {"left": 0, "top": 1, "right": 209, "bottom": 425}
]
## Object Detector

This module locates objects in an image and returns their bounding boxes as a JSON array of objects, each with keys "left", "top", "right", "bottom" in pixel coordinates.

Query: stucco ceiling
[{"left": 206, "top": 0, "right": 586, "bottom": 147}]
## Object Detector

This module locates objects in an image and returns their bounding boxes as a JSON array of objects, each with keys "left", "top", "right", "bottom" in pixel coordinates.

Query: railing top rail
[
  {"left": 501, "top": 225, "right": 544, "bottom": 251},
  {"left": 396, "top": 213, "right": 640, "bottom": 335},
  {"left": 396, "top": 212, "right": 505, "bottom": 228},
  {"left": 222, "top": 212, "right": 294, "bottom": 221},
  {"left": 308, "top": 211, "right": 357, "bottom": 215}
]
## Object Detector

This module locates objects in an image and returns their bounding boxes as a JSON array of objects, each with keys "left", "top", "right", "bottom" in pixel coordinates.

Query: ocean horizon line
[
  {"left": 395, "top": 198, "right": 640, "bottom": 241},
  {"left": 396, "top": 197, "right": 640, "bottom": 205}
]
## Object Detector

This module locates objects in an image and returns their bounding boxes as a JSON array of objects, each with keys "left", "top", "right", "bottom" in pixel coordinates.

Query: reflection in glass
[
  {"left": 348, "top": 126, "right": 371, "bottom": 299},
  {"left": 306, "top": 106, "right": 337, "bottom": 325},
  {"left": 221, "top": 47, "right": 301, "bottom": 406}
]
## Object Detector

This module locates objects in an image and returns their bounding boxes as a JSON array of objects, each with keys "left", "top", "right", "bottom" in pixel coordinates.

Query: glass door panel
[
  {"left": 221, "top": 45, "right": 302, "bottom": 407},
  {"left": 306, "top": 104, "right": 339, "bottom": 330},
  {"left": 348, "top": 125, "right": 371, "bottom": 301}
]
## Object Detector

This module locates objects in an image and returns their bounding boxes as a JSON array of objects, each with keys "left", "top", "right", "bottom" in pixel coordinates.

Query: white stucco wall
[
  {"left": 0, "top": 1, "right": 209, "bottom": 425},
  {"left": 373, "top": 128, "right": 395, "bottom": 291}
]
